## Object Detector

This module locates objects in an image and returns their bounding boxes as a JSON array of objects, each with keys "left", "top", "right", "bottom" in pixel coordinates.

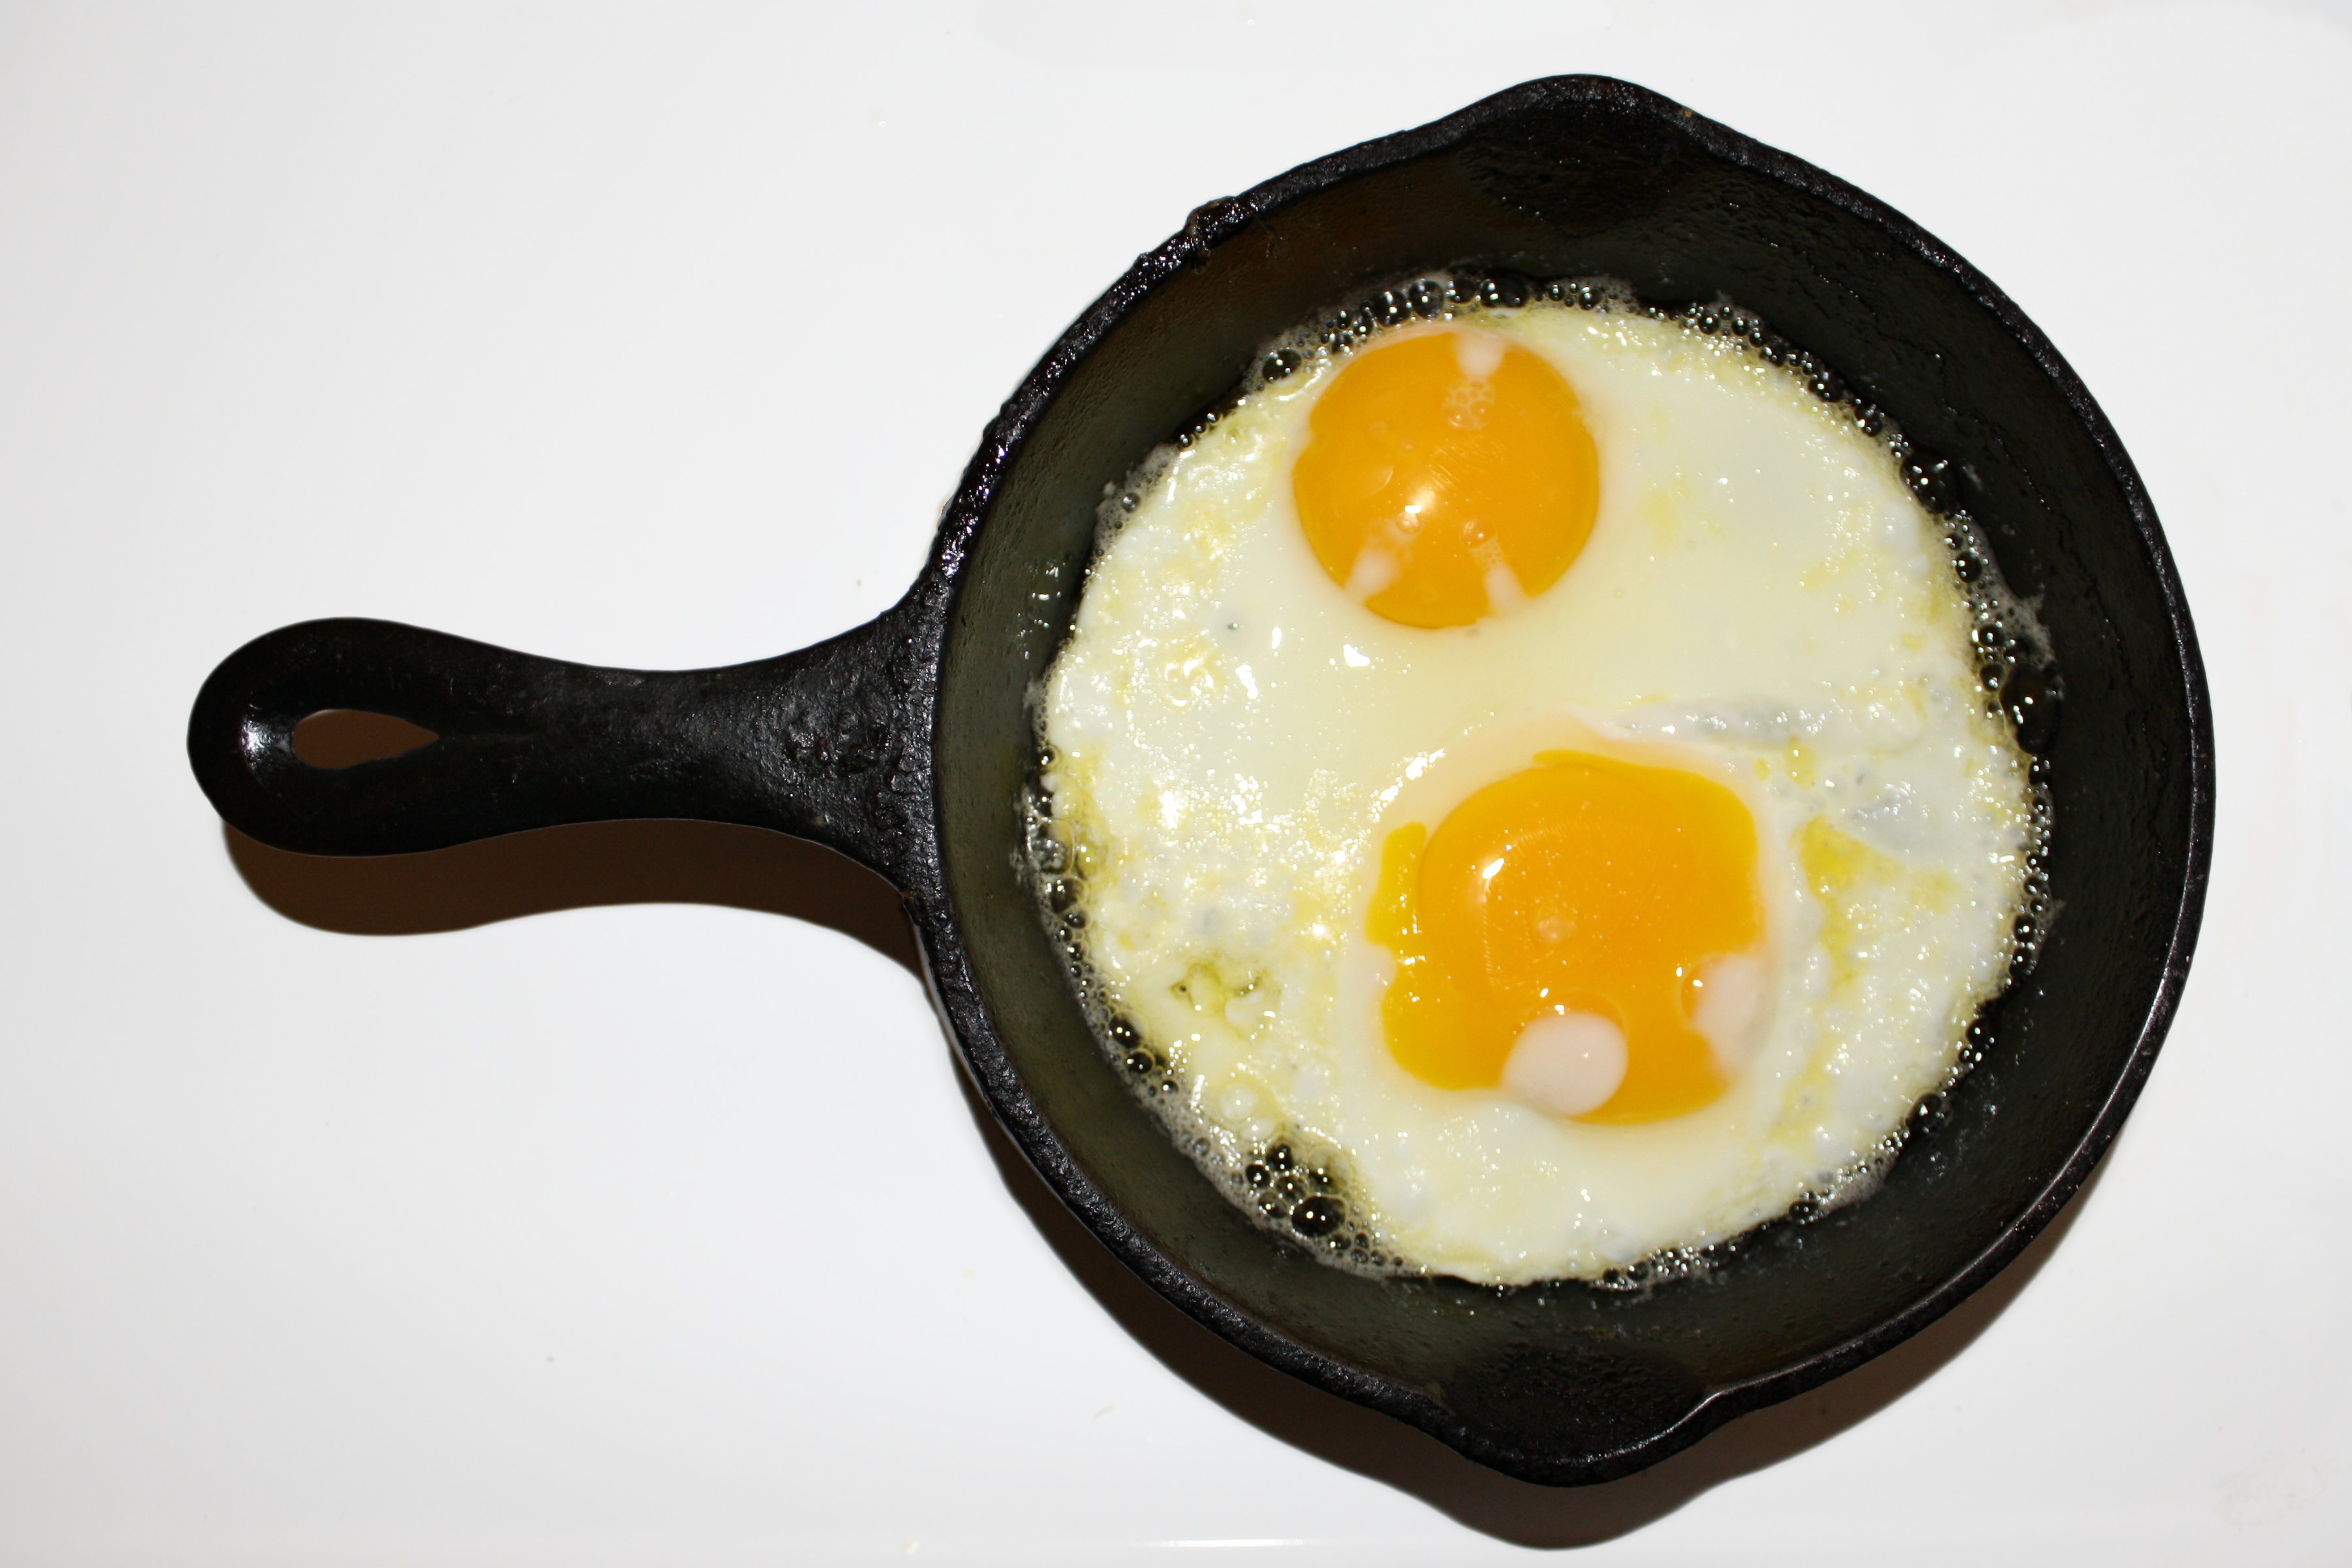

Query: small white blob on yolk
[
  {"left": 1689, "top": 952, "right": 1769, "bottom": 1073},
  {"left": 1501, "top": 1012, "right": 1629, "bottom": 1117}
]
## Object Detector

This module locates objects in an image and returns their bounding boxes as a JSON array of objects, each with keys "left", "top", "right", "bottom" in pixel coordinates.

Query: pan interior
[{"left": 928, "top": 80, "right": 2201, "bottom": 1481}]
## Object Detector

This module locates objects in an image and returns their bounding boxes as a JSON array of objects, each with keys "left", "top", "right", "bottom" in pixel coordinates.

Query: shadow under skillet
[
  {"left": 223, "top": 819, "right": 922, "bottom": 974},
  {"left": 955, "top": 1060, "right": 2107, "bottom": 1548},
  {"left": 225, "top": 710, "right": 2099, "bottom": 1535},
  {"left": 231, "top": 704, "right": 921, "bottom": 966}
]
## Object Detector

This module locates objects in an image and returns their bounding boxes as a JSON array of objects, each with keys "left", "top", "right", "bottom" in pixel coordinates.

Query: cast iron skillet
[{"left": 187, "top": 76, "right": 2212, "bottom": 1486}]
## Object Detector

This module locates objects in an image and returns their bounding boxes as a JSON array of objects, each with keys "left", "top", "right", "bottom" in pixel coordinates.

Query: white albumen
[{"left": 1038, "top": 299, "right": 2039, "bottom": 1285}]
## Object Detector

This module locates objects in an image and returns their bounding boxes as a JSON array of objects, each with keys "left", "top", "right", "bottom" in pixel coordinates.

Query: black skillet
[{"left": 187, "top": 76, "right": 2213, "bottom": 1486}]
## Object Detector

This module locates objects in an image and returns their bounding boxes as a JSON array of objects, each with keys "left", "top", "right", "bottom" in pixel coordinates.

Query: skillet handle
[{"left": 186, "top": 605, "right": 926, "bottom": 881}]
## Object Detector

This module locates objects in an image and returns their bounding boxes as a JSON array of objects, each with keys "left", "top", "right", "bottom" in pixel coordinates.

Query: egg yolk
[
  {"left": 1369, "top": 751, "right": 1765, "bottom": 1123},
  {"left": 1292, "top": 329, "right": 1599, "bottom": 628}
]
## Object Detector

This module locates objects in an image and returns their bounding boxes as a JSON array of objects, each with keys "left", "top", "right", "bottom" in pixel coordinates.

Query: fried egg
[{"left": 1036, "top": 284, "right": 2042, "bottom": 1285}]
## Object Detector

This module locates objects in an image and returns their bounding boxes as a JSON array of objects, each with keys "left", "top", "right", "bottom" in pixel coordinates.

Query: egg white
[{"left": 1039, "top": 296, "right": 2039, "bottom": 1285}]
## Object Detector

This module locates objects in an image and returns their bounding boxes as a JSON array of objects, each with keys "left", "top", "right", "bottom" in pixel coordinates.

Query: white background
[{"left": 3, "top": 2, "right": 2346, "bottom": 1561}]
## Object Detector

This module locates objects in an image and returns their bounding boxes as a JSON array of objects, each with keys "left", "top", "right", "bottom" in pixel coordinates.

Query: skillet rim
[{"left": 900, "top": 72, "right": 2217, "bottom": 1484}]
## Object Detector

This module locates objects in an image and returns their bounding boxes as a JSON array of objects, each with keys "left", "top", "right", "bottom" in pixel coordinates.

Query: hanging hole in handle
[{"left": 291, "top": 710, "right": 440, "bottom": 770}]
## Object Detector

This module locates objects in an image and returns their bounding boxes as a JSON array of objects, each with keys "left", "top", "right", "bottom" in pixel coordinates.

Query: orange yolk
[
  {"left": 1369, "top": 751, "right": 1765, "bottom": 1124},
  {"left": 1292, "top": 329, "right": 1599, "bottom": 628}
]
